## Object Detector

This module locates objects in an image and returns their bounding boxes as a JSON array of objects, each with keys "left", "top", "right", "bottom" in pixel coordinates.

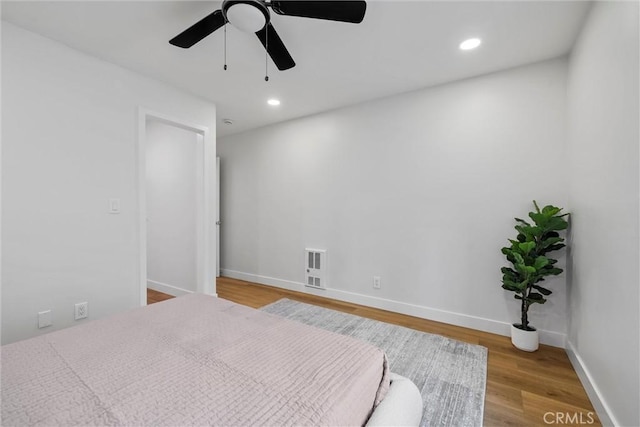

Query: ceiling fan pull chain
[
  {"left": 264, "top": 26, "right": 269, "bottom": 82},
  {"left": 223, "top": 24, "right": 228, "bottom": 71}
]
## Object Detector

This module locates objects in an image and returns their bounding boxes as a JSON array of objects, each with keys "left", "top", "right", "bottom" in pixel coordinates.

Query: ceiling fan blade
[
  {"left": 169, "top": 10, "right": 226, "bottom": 48},
  {"left": 256, "top": 23, "right": 296, "bottom": 71},
  {"left": 270, "top": 1, "right": 366, "bottom": 24}
]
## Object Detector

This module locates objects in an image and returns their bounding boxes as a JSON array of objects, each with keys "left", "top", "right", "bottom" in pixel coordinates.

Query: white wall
[
  {"left": 1, "top": 22, "right": 216, "bottom": 345},
  {"left": 566, "top": 2, "right": 639, "bottom": 426},
  {"left": 146, "top": 120, "right": 201, "bottom": 295},
  {"left": 218, "top": 58, "right": 569, "bottom": 345}
]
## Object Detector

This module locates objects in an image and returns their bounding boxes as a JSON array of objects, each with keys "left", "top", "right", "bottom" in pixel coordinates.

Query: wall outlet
[
  {"left": 373, "top": 276, "right": 381, "bottom": 289},
  {"left": 74, "top": 302, "right": 88, "bottom": 320},
  {"left": 38, "top": 310, "right": 52, "bottom": 328}
]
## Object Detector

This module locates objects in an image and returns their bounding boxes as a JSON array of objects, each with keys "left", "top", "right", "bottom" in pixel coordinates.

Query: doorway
[{"left": 137, "top": 109, "right": 216, "bottom": 305}]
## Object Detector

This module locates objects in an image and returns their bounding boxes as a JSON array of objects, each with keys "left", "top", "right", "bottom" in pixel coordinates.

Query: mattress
[{"left": 1, "top": 294, "right": 390, "bottom": 426}]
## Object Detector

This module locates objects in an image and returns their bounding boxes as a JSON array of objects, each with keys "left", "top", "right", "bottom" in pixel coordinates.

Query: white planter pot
[{"left": 511, "top": 324, "right": 539, "bottom": 352}]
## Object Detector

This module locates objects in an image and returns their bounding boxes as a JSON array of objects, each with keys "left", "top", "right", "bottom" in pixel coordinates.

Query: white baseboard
[
  {"left": 221, "top": 269, "right": 566, "bottom": 348},
  {"left": 565, "top": 341, "right": 616, "bottom": 426},
  {"left": 147, "top": 279, "right": 193, "bottom": 297}
]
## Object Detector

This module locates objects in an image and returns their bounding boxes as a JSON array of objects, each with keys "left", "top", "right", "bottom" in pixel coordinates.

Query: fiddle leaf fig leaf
[
  {"left": 545, "top": 267, "right": 563, "bottom": 276},
  {"left": 541, "top": 205, "right": 562, "bottom": 216},
  {"left": 543, "top": 243, "right": 566, "bottom": 253},
  {"left": 518, "top": 241, "right": 536, "bottom": 255},
  {"left": 529, "top": 212, "right": 547, "bottom": 226},
  {"left": 532, "top": 285, "right": 552, "bottom": 295},
  {"left": 547, "top": 217, "right": 569, "bottom": 231},
  {"left": 502, "top": 282, "right": 522, "bottom": 292},
  {"left": 527, "top": 292, "right": 547, "bottom": 304},
  {"left": 541, "top": 237, "right": 563, "bottom": 249},
  {"left": 513, "top": 252, "right": 525, "bottom": 265},
  {"left": 534, "top": 256, "right": 549, "bottom": 270}
]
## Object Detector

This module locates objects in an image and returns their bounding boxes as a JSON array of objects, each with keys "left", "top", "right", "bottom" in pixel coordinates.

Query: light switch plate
[
  {"left": 109, "top": 198, "right": 120, "bottom": 214},
  {"left": 38, "top": 310, "right": 52, "bottom": 328}
]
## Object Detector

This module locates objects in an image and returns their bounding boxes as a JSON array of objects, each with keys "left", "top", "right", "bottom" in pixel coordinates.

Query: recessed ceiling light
[
  {"left": 459, "top": 38, "right": 482, "bottom": 51},
  {"left": 267, "top": 99, "right": 281, "bottom": 106}
]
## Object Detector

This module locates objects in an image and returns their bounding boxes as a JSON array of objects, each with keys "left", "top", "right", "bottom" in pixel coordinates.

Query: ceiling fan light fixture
[
  {"left": 171, "top": 0, "right": 367, "bottom": 71},
  {"left": 459, "top": 38, "right": 482, "bottom": 51},
  {"left": 223, "top": 0, "right": 270, "bottom": 33}
]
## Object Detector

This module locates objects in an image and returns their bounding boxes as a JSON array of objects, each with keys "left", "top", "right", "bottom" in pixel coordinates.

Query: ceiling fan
[{"left": 169, "top": 0, "right": 367, "bottom": 71}]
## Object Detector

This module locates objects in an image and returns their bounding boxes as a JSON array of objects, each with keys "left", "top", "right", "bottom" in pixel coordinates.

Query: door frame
[
  {"left": 216, "top": 156, "right": 221, "bottom": 277},
  {"left": 136, "top": 107, "right": 216, "bottom": 306}
]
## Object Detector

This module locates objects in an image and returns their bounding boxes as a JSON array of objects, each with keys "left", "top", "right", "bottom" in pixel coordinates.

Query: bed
[{"left": 1, "top": 293, "right": 422, "bottom": 426}]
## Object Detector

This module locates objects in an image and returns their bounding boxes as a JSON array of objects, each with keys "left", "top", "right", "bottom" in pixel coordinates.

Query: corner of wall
[{"left": 565, "top": 341, "right": 616, "bottom": 426}]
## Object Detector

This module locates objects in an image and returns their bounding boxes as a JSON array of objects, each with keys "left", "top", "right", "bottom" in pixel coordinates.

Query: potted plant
[{"left": 500, "top": 201, "right": 569, "bottom": 351}]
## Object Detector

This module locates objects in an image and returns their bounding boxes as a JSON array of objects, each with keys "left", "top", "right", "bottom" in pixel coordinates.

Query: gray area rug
[{"left": 261, "top": 298, "right": 487, "bottom": 427}]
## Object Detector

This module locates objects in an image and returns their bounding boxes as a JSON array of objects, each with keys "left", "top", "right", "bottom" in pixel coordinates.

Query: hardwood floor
[
  {"left": 147, "top": 288, "right": 175, "bottom": 304},
  {"left": 148, "top": 278, "right": 600, "bottom": 427}
]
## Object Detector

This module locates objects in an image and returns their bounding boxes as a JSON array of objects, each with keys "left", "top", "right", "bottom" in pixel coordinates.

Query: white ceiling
[{"left": 1, "top": 1, "right": 591, "bottom": 137}]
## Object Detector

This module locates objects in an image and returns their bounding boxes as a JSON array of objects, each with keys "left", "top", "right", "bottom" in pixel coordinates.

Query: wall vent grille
[{"left": 305, "top": 248, "right": 326, "bottom": 290}]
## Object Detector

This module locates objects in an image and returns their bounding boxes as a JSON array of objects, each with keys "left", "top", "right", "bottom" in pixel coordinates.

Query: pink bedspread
[{"left": 1, "top": 294, "right": 389, "bottom": 426}]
